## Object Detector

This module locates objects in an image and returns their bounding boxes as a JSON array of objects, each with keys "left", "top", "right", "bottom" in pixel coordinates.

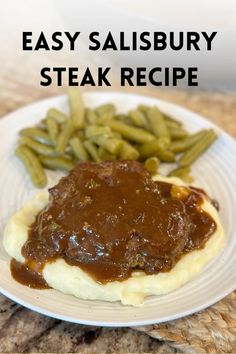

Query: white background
[{"left": 1, "top": 0, "right": 236, "bottom": 90}]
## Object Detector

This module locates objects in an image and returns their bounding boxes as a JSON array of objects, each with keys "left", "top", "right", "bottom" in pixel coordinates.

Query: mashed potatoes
[{"left": 3, "top": 176, "right": 225, "bottom": 306}]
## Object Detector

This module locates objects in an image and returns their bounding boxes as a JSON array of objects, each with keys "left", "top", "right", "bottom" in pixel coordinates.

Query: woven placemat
[
  {"left": 0, "top": 292, "right": 235, "bottom": 353},
  {"left": 0, "top": 65, "right": 236, "bottom": 352},
  {"left": 133, "top": 291, "right": 236, "bottom": 353}
]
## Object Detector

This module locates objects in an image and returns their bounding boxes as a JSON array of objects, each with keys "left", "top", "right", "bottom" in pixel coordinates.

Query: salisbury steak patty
[{"left": 21, "top": 161, "right": 216, "bottom": 283}]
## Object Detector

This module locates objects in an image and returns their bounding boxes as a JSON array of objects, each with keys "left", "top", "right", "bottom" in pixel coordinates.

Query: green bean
[
  {"left": 158, "top": 150, "right": 176, "bottom": 163},
  {"left": 115, "top": 113, "right": 132, "bottom": 124},
  {"left": 145, "top": 157, "right": 160, "bottom": 173},
  {"left": 138, "top": 106, "right": 182, "bottom": 129},
  {"left": 37, "top": 119, "right": 47, "bottom": 130},
  {"left": 168, "top": 166, "right": 190, "bottom": 177},
  {"left": 16, "top": 145, "right": 47, "bottom": 188},
  {"left": 179, "top": 130, "right": 217, "bottom": 167},
  {"left": 95, "top": 103, "right": 116, "bottom": 118},
  {"left": 169, "top": 127, "right": 188, "bottom": 140},
  {"left": 45, "top": 117, "right": 59, "bottom": 144},
  {"left": 163, "top": 113, "right": 182, "bottom": 127},
  {"left": 39, "top": 156, "right": 74, "bottom": 171},
  {"left": 47, "top": 108, "right": 68, "bottom": 123},
  {"left": 16, "top": 90, "right": 220, "bottom": 189},
  {"left": 85, "top": 125, "right": 112, "bottom": 139},
  {"left": 68, "top": 88, "right": 85, "bottom": 128},
  {"left": 98, "top": 146, "right": 116, "bottom": 161},
  {"left": 180, "top": 174, "right": 194, "bottom": 184},
  {"left": 56, "top": 121, "right": 75, "bottom": 154},
  {"left": 69, "top": 137, "right": 89, "bottom": 162},
  {"left": 119, "top": 141, "right": 140, "bottom": 160},
  {"left": 128, "top": 109, "right": 148, "bottom": 128},
  {"left": 89, "top": 136, "right": 122, "bottom": 155},
  {"left": 19, "top": 128, "right": 52, "bottom": 145},
  {"left": 169, "top": 166, "right": 191, "bottom": 177},
  {"left": 105, "top": 120, "right": 155, "bottom": 144},
  {"left": 85, "top": 125, "right": 121, "bottom": 154},
  {"left": 115, "top": 114, "right": 128, "bottom": 121},
  {"left": 165, "top": 120, "right": 182, "bottom": 130},
  {"left": 19, "top": 136, "right": 57, "bottom": 157},
  {"left": 84, "top": 140, "right": 101, "bottom": 163},
  {"left": 147, "top": 107, "right": 170, "bottom": 140},
  {"left": 96, "top": 115, "right": 112, "bottom": 125},
  {"left": 138, "top": 104, "right": 149, "bottom": 113},
  {"left": 170, "top": 130, "right": 207, "bottom": 154},
  {"left": 85, "top": 108, "right": 98, "bottom": 125},
  {"left": 112, "top": 132, "right": 122, "bottom": 139},
  {"left": 72, "top": 130, "right": 85, "bottom": 141},
  {"left": 139, "top": 138, "right": 170, "bottom": 159}
]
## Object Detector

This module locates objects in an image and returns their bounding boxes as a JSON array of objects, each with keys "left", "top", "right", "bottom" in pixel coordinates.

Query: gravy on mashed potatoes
[{"left": 4, "top": 161, "right": 224, "bottom": 306}]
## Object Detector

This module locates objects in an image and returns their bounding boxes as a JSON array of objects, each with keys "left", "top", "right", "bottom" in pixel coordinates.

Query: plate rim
[
  {"left": 0, "top": 90, "right": 236, "bottom": 326},
  {"left": 0, "top": 274, "right": 235, "bottom": 327}
]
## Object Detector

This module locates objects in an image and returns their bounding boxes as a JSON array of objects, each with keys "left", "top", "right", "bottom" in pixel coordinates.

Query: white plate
[{"left": 0, "top": 92, "right": 236, "bottom": 327}]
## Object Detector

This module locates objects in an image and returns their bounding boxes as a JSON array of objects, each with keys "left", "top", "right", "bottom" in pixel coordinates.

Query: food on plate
[
  {"left": 16, "top": 145, "right": 47, "bottom": 188},
  {"left": 15, "top": 89, "right": 217, "bottom": 188},
  {"left": 3, "top": 161, "right": 224, "bottom": 306},
  {"left": 178, "top": 130, "right": 217, "bottom": 167}
]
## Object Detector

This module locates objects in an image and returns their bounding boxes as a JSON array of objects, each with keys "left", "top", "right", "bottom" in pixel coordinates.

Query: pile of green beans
[{"left": 15, "top": 89, "right": 218, "bottom": 188}]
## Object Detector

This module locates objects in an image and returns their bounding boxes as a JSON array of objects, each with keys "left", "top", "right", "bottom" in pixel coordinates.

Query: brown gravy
[
  {"left": 11, "top": 161, "right": 217, "bottom": 287},
  {"left": 11, "top": 258, "right": 49, "bottom": 289}
]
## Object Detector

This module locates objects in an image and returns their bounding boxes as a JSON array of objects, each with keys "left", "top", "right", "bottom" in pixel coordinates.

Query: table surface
[{"left": 0, "top": 76, "right": 236, "bottom": 353}]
